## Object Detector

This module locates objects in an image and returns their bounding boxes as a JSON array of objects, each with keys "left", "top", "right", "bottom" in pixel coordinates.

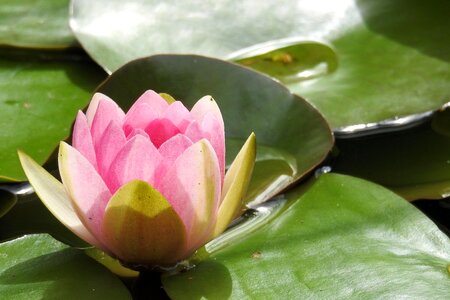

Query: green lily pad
[
  {"left": 97, "top": 55, "right": 333, "bottom": 205},
  {"left": 163, "top": 173, "right": 450, "bottom": 299},
  {"left": 332, "top": 107, "right": 450, "bottom": 200},
  {"left": 0, "top": 48, "right": 106, "bottom": 182},
  {"left": 0, "top": 234, "right": 131, "bottom": 299},
  {"left": 0, "top": 0, "right": 75, "bottom": 48},
  {"left": 70, "top": 0, "right": 450, "bottom": 128}
]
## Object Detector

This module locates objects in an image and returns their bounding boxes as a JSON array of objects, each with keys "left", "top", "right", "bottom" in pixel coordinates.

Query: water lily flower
[{"left": 18, "top": 90, "right": 255, "bottom": 267}]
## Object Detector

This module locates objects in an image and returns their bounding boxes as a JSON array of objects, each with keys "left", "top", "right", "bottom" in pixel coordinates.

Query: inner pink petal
[
  {"left": 129, "top": 90, "right": 169, "bottom": 116},
  {"left": 126, "top": 128, "right": 150, "bottom": 140},
  {"left": 122, "top": 103, "right": 159, "bottom": 136},
  {"left": 72, "top": 111, "right": 97, "bottom": 170},
  {"left": 145, "top": 118, "right": 181, "bottom": 148},
  {"left": 90, "top": 98, "right": 125, "bottom": 148},
  {"left": 106, "top": 135, "right": 162, "bottom": 193},
  {"left": 164, "top": 101, "right": 193, "bottom": 132},
  {"left": 155, "top": 134, "right": 193, "bottom": 186}
]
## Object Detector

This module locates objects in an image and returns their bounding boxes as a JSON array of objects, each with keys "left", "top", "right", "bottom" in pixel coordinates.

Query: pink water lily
[{"left": 19, "top": 90, "right": 255, "bottom": 266}]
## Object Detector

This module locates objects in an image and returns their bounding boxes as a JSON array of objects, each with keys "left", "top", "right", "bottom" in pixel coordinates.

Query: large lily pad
[
  {"left": 0, "top": 49, "right": 106, "bottom": 182},
  {"left": 163, "top": 174, "right": 450, "bottom": 299},
  {"left": 97, "top": 55, "right": 333, "bottom": 205},
  {"left": 0, "top": 0, "right": 75, "bottom": 48},
  {"left": 332, "top": 108, "right": 450, "bottom": 200},
  {"left": 71, "top": 0, "right": 450, "bottom": 128},
  {"left": 0, "top": 234, "right": 131, "bottom": 299}
]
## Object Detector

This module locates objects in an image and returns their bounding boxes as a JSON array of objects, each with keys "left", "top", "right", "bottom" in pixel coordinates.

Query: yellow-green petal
[
  {"left": 17, "top": 150, "right": 101, "bottom": 247},
  {"left": 102, "top": 180, "right": 187, "bottom": 266},
  {"left": 212, "top": 133, "right": 256, "bottom": 237}
]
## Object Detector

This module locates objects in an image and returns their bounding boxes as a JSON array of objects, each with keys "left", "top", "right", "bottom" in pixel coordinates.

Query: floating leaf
[
  {"left": 0, "top": 0, "right": 75, "bottom": 48},
  {"left": 0, "top": 234, "right": 131, "bottom": 299},
  {"left": 0, "top": 48, "right": 106, "bottom": 181},
  {"left": 97, "top": 55, "right": 333, "bottom": 204},
  {"left": 163, "top": 174, "right": 450, "bottom": 299},
  {"left": 71, "top": 0, "right": 450, "bottom": 128}
]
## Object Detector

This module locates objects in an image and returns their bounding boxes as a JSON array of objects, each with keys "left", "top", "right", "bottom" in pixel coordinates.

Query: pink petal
[
  {"left": 126, "top": 128, "right": 149, "bottom": 140},
  {"left": 90, "top": 98, "right": 125, "bottom": 148},
  {"left": 106, "top": 135, "right": 162, "bottom": 193},
  {"left": 85, "top": 93, "right": 114, "bottom": 127},
  {"left": 72, "top": 111, "right": 97, "bottom": 170},
  {"left": 200, "top": 112, "right": 226, "bottom": 179},
  {"left": 164, "top": 101, "right": 193, "bottom": 132},
  {"left": 190, "top": 96, "right": 224, "bottom": 131},
  {"left": 155, "top": 134, "right": 193, "bottom": 186},
  {"left": 184, "top": 120, "right": 204, "bottom": 143},
  {"left": 157, "top": 139, "right": 221, "bottom": 253},
  {"left": 96, "top": 121, "right": 127, "bottom": 179},
  {"left": 58, "top": 142, "right": 112, "bottom": 246},
  {"left": 122, "top": 103, "right": 159, "bottom": 136},
  {"left": 145, "top": 118, "right": 181, "bottom": 148},
  {"left": 127, "top": 90, "right": 169, "bottom": 118}
]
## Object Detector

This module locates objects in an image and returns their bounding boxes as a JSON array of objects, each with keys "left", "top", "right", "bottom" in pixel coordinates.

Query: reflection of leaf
[
  {"left": 163, "top": 174, "right": 450, "bottom": 299},
  {"left": 0, "top": 190, "right": 16, "bottom": 218},
  {"left": 333, "top": 108, "right": 450, "bottom": 200},
  {"left": 0, "top": 49, "right": 106, "bottom": 182},
  {"left": 97, "top": 55, "right": 333, "bottom": 204},
  {"left": 0, "top": 234, "right": 131, "bottom": 299},
  {"left": 0, "top": 0, "right": 75, "bottom": 48}
]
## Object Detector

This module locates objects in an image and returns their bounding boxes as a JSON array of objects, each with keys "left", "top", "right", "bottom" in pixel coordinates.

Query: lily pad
[
  {"left": 97, "top": 55, "right": 333, "bottom": 205},
  {"left": 0, "top": 48, "right": 106, "bottom": 182},
  {"left": 163, "top": 173, "right": 450, "bottom": 299},
  {"left": 70, "top": 0, "right": 450, "bottom": 128},
  {"left": 0, "top": 0, "right": 75, "bottom": 48},
  {"left": 0, "top": 234, "right": 131, "bottom": 299},
  {"left": 332, "top": 108, "right": 450, "bottom": 200}
]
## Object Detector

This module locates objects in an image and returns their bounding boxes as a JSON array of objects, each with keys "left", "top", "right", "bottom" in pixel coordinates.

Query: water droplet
[
  {"left": 314, "top": 166, "right": 332, "bottom": 178},
  {"left": 230, "top": 40, "right": 338, "bottom": 84}
]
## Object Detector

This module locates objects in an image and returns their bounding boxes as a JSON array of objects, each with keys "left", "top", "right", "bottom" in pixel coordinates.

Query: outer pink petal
[
  {"left": 164, "top": 101, "right": 193, "bottom": 132},
  {"left": 106, "top": 135, "right": 162, "bottom": 193},
  {"left": 157, "top": 139, "right": 221, "bottom": 254},
  {"left": 155, "top": 134, "right": 193, "bottom": 186},
  {"left": 18, "top": 150, "right": 102, "bottom": 249},
  {"left": 90, "top": 98, "right": 125, "bottom": 149},
  {"left": 58, "top": 142, "right": 112, "bottom": 246},
  {"left": 145, "top": 118, "right": 181, "bottom": 148},
  {"left": 122, "top": 103, "right": 159, "bottom": 136},
  {"left": 200, "top": 112, "right": 226, "bottom": 179},
  {"left": 72, "top": 111, "right": 97, "bottom": 170},
  {"left": 190, "top": 96, "right": 224, "bottom": 132},
  {"left": 96, "top": 121, "right": 127, "bottom": 179}
]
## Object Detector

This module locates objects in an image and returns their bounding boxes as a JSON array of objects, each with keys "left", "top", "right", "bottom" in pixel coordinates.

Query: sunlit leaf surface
[{"left": 163, "top": 174, "right": 450, "bottom": 299}]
